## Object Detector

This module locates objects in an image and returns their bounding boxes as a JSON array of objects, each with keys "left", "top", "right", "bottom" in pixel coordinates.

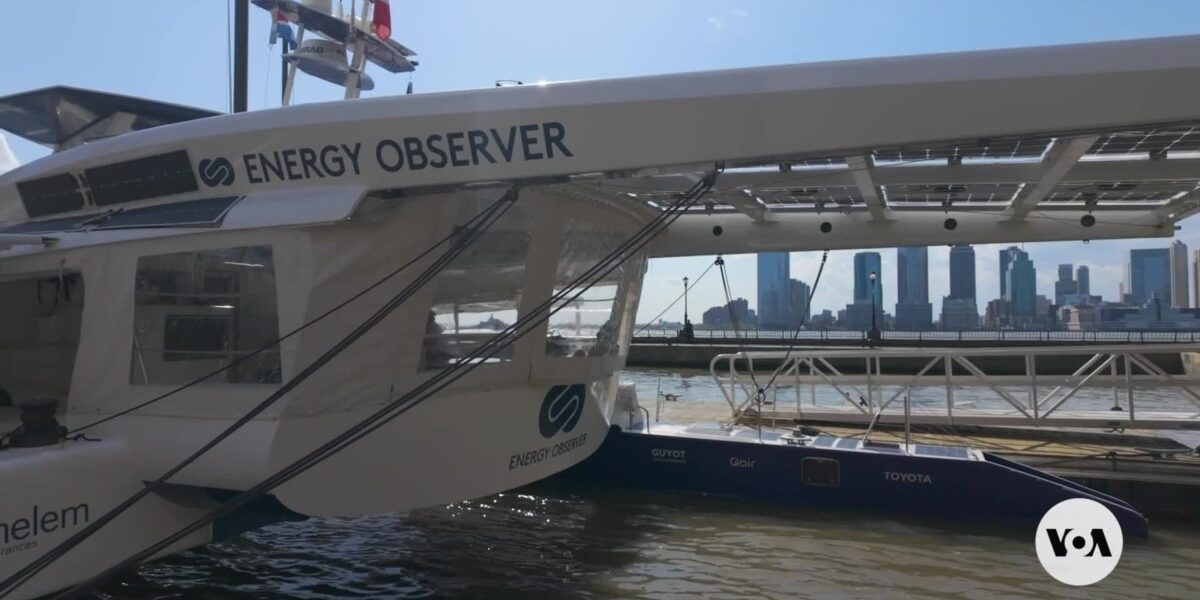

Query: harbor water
[{"left": 95, "top": 368, "right": 1200, "bottom": 599}]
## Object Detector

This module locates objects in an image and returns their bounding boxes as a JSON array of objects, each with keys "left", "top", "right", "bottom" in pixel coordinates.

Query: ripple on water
[{"left": 90, "top": 482, "right": 1200, "bottom": 599}]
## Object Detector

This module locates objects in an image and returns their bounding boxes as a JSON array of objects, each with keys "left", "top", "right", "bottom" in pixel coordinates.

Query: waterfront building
[
  {"left": 1054, "top": 263, "right": 1077, "bottom": 306},
  {"left": 941, "top": 297, "right": 979, "bottom": 330},
  {"left": 789, "top": 279, "right": 811, "bottom": 327},
  {"left": 756, "top": 252, "right": 790, "bottom": 329},
  {"left": 701, "top": 298, "right": 755, "bottom": 328},
  {"left": 1171, "top": 240, "right": 1189, "bottom": 308},
  {"left": 1007, "top": 250, "right": 1037, "bottom": 318},
  {"left": 1077, "top": 265, "right": 1091, "bottom": 297},
  {"left": 941, "top": 244, "right": 977, "bottom": 330},
  {"left": 1129, "top": 248, "right": 1171, "bottom": 306},
  {"left": 999, "top": 246, "right": 1021, "bottom": 299},
  {"left": 895, "top": 246, "right": 932, "bottom": 330},
  {"left": 846, "top": 252, "right": 883, "bottom": 331}
]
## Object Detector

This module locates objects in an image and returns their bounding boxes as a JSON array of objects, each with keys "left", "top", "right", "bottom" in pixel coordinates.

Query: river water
[{"left": 92, "top": 369, "right": 1200, "bottom": 599}]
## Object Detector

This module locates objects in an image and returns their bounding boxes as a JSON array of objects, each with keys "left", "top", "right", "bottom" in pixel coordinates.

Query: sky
[{"left": 4, "top": 1, "right": 1200, "bottom": 322}]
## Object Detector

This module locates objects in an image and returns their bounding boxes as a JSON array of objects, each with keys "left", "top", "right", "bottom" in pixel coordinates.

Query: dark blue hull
[{"left": 561, "top": 426, "right": 1149, "bottom": 537}]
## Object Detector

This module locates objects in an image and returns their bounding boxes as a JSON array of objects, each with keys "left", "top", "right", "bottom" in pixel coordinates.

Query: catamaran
[{"left": 2, "top": 1, "right": 1200, "bottom": 597}]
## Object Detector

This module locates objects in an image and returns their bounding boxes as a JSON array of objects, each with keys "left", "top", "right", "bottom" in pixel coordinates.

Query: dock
[{"left": 631, "top": 342, "right": 1200, "bottom": 521}]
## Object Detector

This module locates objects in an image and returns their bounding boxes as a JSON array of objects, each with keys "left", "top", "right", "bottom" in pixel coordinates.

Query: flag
[
  {"left": 270, "top": 8, "right": 296, "bottom": 50},
  {"left": 372, "top": 0, "right": 392, "bottom": 40}
]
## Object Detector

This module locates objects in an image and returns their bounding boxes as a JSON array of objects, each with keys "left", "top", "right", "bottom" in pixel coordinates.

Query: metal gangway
[{"left": 710, "top": 344, "right": 1200, "bottom": 430}]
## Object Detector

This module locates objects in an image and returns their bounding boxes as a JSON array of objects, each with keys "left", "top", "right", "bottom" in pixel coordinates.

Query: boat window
[
  {"left": 131, "top": 246, "right": 281, "bottom": 384},
  {"left": 802, "top": 457, "right": 840, "bottom": 487},
  {"left": 545, "top": 218, "right": 628, "bottom": 358},
  {"left": 421, "top": 202, "right": 533, "bottom": 370}
]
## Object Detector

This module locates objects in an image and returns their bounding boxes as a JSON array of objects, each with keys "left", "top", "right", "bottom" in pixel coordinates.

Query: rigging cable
[
  {"left": 67, "top": 192, "right": 513, "bottom": 436},
  {"left": 47, "top": 167, "right": 722, "bottom": 600},
  {"left": 0, "top": 189, "right": 521, "bottom": 599},
  {"left": 632, "top": 257, "right": 719, "bottom": 336}
]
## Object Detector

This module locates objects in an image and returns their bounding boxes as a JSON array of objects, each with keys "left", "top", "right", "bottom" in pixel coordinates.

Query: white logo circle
[{"left": 1035, "top": 498, "right": 1124, "bottom": 586}]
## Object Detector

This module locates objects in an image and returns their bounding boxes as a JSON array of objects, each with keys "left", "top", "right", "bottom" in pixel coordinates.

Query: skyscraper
[
  {"left": 948, "top": 245, "right": 976, "bottom": 300},
  {"left": 756, "top": 252, "right": 790, "bottom": 329},
  {"left": 1076, "top": 265, "right": 1090, "bottom": 297},
  {"left": 1129, "top": 248, "right": 1171, "bottom": 306},
  {"left": 854, "top": 252, "right": 883, "bottom": 305},
  {"left": 1007, "top": 251, "right": 1037, "bottom": 318},
  {"left": 789, "top": 279, "right": 812, "bottom": 326},
  {"left": 942, "top": 245, "right": 978, "bottom": 330},
  {"left": 1054, "top": 263, "right": 1078, "bottom": 306},
  {"left": 1171, "top": 240, "right": 1189, "bottom": 308},
  {"left": 999, "top": 246, "right": 1021, "bottom": 298},
  {"left": 895, "top": 246, "right": 932, "bottom": 329},
  {"left": 1194, "top": 250, "right": 1200, "bottom": 309},
  {"left": 845, "top": 252, "right": 883, "bottom": 330}
]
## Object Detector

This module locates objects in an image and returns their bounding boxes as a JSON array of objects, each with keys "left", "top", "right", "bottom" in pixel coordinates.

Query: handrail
[{"left": 708, "top": 343, "right": 1200, "bottom": 428}]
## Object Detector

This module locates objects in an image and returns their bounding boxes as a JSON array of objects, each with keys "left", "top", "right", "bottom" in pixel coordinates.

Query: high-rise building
[
  {"left": 895, "top": 246, "right": 932, "bottom": 329},
  {"left": 1054, "top": 263, "right": 1078, "bottom": 306},
  {"left": 846, "top": 252, "right": 883, "bottom": 331},
  {"left": 999, "top": 246, "right": 1021, "bottom": 298},
  {"left": 854, "top": 252, "right": 883, "bottom": 304},
  {"left": 1077, "top": 265, "right": 1090, "bottom": 297},
  {"left": 789, "top": 279, "right": 811, "bottom": 326},
  {"left": 1129, "top": 248, "right": 1171, "bottom": 306},
  {"left": 1007, "top": 251, "right": 1037, "bottom": 317},
  {"left": 1171, "top": 240, "right": 1189, "bottom": 308},
  {"left": 948, "top": 245, "right": 976, "bottom": 300},
  {"left": 942, "top": 244, "right": 978, "bottom": 330},
  {"left": 1194, "top": 250, "right": 1200, "bottom": 309},
  {"left": 756, "top": 252, "right": 790, "bottom": 329}
]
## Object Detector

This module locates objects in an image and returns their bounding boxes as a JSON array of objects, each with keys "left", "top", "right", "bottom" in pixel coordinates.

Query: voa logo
[
  {"left": 539, "top": 384, "right": 585, "bottom": 438},
  {"left": 1036, "top": 498, "right": 1124, "bottom": 586}
]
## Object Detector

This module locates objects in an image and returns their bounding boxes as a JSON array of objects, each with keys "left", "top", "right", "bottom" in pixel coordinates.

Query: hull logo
[
  {"left": 198, "top": 157, "right": 235, "bottom": 187},
  {"left": 883, "top": 471, "right": 932, "bottom": 483},
  {"left": 539, "top": 384, "right": 585, "bottom": 438}
]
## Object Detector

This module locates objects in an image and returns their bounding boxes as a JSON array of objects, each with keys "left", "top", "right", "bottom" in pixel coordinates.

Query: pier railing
[
  {"left": 709, "top": 344, "right": 1200, "bottom": 429},
  {"left": 642, "top": 329, "right": 1200, "bottom": 344}
]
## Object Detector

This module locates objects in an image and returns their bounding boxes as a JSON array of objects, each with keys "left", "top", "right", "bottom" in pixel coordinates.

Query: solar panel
[
  {"left": 0, "top": 197, "right": 240, "bottom": 235},
  {"left": 0, "top": 214, "right": 98, "bottom": 235},
  {"left": 835, "top": 437, "right": 860, "bottom": 449},
  {"left": 812, "top": 435, "right": 838, "bottom": 448},
  {"left": 84, "top": 150, "right": 199, "bottom": 206},
  {"left": 94, "top": 196, "right": 241, "bottom": 229},
  {"left": 1042, "top": 181, "right": 1198, "bottom": 205},
  {"left": 16, "top": 173, "right": 85, "bottom": 217},
  {"left": 914, "top": 444, "right": 970, "bottom": 459},
  {"left": 883, "top": 183, "right": 1021, "bottom": 207},
  {"left": 1089, "top": 126, "right": 1200, "bottom": 156},
  {"left": 873, "top": 136, "right": 1053, "bottom": 163}
]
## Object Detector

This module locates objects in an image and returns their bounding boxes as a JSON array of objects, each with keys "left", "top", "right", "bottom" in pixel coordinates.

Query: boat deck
[{"left": 648, "top": 399, "right": 1200, "bottom": 520}]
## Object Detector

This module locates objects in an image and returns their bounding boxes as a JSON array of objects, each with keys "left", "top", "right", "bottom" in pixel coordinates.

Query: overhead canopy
[{"left": 0, "top": 86, "right": 219, "bottom": 151}]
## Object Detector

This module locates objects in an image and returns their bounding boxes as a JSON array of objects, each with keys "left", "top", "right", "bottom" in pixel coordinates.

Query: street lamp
[
  {"left": 868, "top": 270, "right": 880, "bottom": 346},
  {"left": 680, "top": 276, "right": 694, "bottom": 340}
]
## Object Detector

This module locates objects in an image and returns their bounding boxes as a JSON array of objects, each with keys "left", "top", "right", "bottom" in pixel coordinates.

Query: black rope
[
  {"left": 1, "top": 189, "right": 522, "bottom": 598},
  {"left": 49, "top": 167, "right": 722, "bottom": 600}
]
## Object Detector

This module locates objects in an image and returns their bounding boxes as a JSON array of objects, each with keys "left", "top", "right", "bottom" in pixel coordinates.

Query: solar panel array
[
  {"left": 914, "top": 444, "right": 971, "bottom": 459},
  {"left": 623, "top": 122, "right": 1200, "bottom": 214},
  {"left": 1089, "top": 126, "right": 1200, "bottom": 156}
]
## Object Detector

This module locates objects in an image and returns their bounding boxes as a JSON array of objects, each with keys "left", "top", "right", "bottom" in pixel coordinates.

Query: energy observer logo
[
  {"left": 1036, "top": 498, "right": 1124, "bottom": 586},
  {"left": 538, "top": 384, "right": 585, "bottom": 439},
  {"left": 198, "top": 157, "right": 235, "bottom": 187}
]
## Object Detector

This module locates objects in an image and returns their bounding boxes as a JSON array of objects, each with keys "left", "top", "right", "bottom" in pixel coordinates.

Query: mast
[{"left": 233, "top": 0, "right": 249, "bottom": 112}]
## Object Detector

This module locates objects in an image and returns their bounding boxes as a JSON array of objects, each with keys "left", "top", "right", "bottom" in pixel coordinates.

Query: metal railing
[
  {"left": 709, "top": 343, "right": 1200, "bottom": 429},
  {"left": 638, "top": 329, "right": 1200, "bottom": 343}
]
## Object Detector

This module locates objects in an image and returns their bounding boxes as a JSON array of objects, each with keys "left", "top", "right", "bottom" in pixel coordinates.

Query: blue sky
[{"left": 3, "top": 1, "right": 1200, "bottom": 322}]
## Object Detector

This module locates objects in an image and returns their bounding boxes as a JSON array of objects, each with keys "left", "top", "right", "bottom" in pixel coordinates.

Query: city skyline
[{"left": 648, "top": 238, "right": 1200, "bottom": 327}]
